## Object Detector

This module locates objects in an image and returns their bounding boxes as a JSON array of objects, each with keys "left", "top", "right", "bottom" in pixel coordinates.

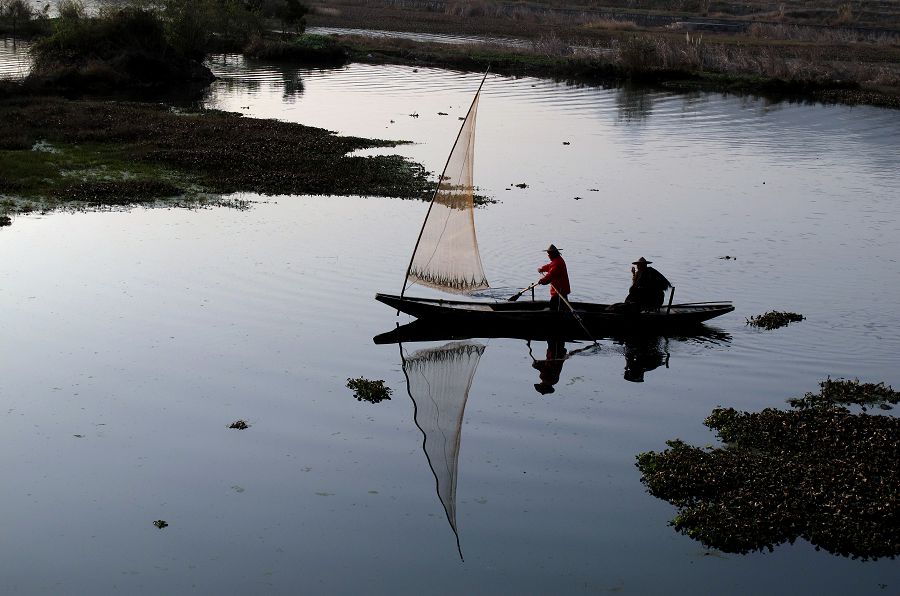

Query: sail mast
[{"left": 400, "top": 68, "right": 491, "bottom": 299}]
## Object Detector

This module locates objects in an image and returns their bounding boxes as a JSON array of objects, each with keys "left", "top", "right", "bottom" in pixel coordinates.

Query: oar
[{"left": 508, "top": 281, "right": 540, "bottom": 302}]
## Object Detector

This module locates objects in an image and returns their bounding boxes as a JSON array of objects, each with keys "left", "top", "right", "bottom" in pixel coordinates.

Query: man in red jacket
[{"left": 538, "top": 244, "right": 570, "bottom": 311}]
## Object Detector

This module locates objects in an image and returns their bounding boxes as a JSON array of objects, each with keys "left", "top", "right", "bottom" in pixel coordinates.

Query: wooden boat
[
  {"left": 377, "top": 292, "right": 734, "bottom": 334},
  {"left": 376, "top": 72, "right": 734, "bottom": 336}
]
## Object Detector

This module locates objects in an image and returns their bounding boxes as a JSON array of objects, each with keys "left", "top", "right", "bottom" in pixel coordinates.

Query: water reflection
[
  {"left": 400, "top": 341, "right": 486, "bottom": 559},
  {"left": 530, "top": 340, "right": 568, "bottom": 395},
  {"left": 621, "top": 335, "right": 670, "bottom": 383},
  {"left": 382, "top": 324, "right": 730, "bottom": 557},
  {"left": 616, "top": 84, "right": 654, "bottom": 122},
  {"left": 528, "top": 340, "right": 599, "bottom": 394},
  {"left": 375, "top": 319, "right": 731, "bottom": 389}
]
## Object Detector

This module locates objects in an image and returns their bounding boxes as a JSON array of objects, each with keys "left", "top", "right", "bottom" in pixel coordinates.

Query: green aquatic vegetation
[
  {"left": 347, "top": 377, "right": 392, "bottom": 404},
  {"left": 0, "top": 97, "right": 431, "bottom": 214},
  {"left": 636, "top": 381, "right": 899, "bottom": 560},
  {"left": 788, "top": 377, "right": 900, "bottom": 412},
  {"left": 746, "top": 310, "right": 805, "bottom": 330}
]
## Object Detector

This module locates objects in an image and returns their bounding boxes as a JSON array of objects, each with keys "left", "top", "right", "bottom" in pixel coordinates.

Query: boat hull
[{"left": 375, "top": 293, "right": 734, "bottom": 336}]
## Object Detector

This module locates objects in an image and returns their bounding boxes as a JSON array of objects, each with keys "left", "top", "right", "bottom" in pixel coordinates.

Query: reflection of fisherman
[
  {"left": 625, "top": 257, "right": 671, "bottom": 311},
  {"left": 537, "top": 244, "right": 570, "bottom": 311},
  {"left": 623, "top": 336, "right": 669, "bottom": 382},
  {"left": 532, "top": 340, "right": 568, "bottom": 394}
]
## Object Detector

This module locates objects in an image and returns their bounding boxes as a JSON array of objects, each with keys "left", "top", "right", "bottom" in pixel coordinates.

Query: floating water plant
[
  {"left": 746, "top": 310, "right": 804, "bottom": 330},
  {"left": 788, "top": 377, "right": 900, "bottom": 412},
  {"left": 347, "top": 377, "right": 392, "bottom": 404},
  {"left": 636, "top": 379, "right": 900, "bottom": 560},
  {"left": 153, "top": 520, "right": 168, "bottom": 529},
  {"left": 228, "top": 420, "right": 250, "bottom": 430}
]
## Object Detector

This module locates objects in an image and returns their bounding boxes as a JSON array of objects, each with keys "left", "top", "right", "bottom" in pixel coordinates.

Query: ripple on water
[{"left": 0, "top": 38, "right": 31, "bottom": 80}]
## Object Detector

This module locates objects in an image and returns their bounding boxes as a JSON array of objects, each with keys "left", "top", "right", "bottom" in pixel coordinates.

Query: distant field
[{"left": 307, "top": 0, "right": 900, "bottom": 36}]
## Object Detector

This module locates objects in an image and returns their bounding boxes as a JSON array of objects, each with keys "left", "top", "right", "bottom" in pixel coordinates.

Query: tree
[
  {"left": 279, "top": 0, "right": 306, "bottom": 35},
  {"left": 2, "top": 0, "right": 34, "bottom": 38}
]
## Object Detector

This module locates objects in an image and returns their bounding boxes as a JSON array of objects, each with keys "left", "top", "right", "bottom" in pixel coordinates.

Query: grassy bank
[
  {"left": 0, "top": 96, "right": 430, "bottom": 218},
  {"left": 308, "top": 0, "right": 900, "bottom": 108}
]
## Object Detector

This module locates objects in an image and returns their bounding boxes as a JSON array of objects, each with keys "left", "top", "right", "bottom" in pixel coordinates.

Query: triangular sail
[
  {"left": 402, "top": 341, "right": 486, "bottom": 558},
  {"left": 403, "top": 75, "right": 490, "bottom": 295}
]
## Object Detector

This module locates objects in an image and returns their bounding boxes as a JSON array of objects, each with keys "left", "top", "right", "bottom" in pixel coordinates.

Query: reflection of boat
[
  {"left": 400, "top": 341, "right": 485, "bottom": 560},
  {"left": 373, "top": 316, "right": 732, "bottom": 346},
  {"left": 376, "top": 293, "right": 734, "bottom": 333},
  {"left": 377, "top": 318, "right": 731, "bottom": 388}
]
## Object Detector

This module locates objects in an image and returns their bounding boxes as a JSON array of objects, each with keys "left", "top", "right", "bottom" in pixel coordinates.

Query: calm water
[{"left": 2, "top": 59, "right": 899, "bottom": 594}]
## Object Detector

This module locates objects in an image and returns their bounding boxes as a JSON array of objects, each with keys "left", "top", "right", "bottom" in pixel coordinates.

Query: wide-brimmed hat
[
  {"left": 545, "top": 244, "right": 562, "bottom": 253},
  {"left": 632, "top": 257, "right": 652, "bottom": 265}
]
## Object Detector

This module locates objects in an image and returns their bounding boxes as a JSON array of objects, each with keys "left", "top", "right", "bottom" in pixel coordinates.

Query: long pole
[
  {"left": 400, "top": 67, "right": 491, "bottom": 301},
  {"left": 550, "top": 284, "right": 599, "bottom": 346}
]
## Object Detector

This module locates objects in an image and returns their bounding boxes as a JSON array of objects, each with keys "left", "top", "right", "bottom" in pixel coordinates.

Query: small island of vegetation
[{"left": 636, "top": 378, "right": 900, "bottom": 560}]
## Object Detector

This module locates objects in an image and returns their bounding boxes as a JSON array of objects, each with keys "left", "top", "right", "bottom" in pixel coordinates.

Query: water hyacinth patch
[
  {"left": 788, "top": 377, "right": 900, "bottom": 412},
  {"left": 746, "top": 310, "right": 805, "bottom": 330},
  {"left": 636, "top": 379, "right": 900, "bottom": 561},
  {"left": 347, "top": 377, "right": 392, "bottom": 404}
]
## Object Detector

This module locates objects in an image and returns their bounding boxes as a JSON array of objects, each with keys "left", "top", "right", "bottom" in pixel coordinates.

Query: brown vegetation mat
[
  {"left": 636, "top": 379, "right": 900, "bottom": 560},
  {"left": 0, "top": 96, "right": 430, "bottom": 200}
]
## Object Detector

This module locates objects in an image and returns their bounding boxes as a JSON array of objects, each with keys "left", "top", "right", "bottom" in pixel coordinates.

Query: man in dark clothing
[
  {"left": 625, "top": 257, "right": 671, "bottom": 310},
  {"left": 538, "top": 244, "right": 570, "bottom": 311}
]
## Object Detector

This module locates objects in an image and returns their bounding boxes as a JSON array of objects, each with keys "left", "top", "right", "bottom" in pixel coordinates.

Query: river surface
[{"left": 2, "top": 58, "right": 899, "bottom": 594}]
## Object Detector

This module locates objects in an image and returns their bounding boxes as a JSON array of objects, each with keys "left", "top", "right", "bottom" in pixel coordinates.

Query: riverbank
[
  {"left": 308, "top": 1, "right": 900, "bottom": 109},
  {"left": 0, "top": 96, "right": 429, "bottom": 219}
]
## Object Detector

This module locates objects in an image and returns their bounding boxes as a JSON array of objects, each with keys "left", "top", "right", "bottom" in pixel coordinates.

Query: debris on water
[
  {"left": 458, "top": 116, "right": 465, "bottom": 120},
  {"left": 635, "top": 378, "right": 900, "bottom": 561},
  {"left": 718, "top": 255, "right": 736, "bottom": 260},
  {"left": 438, "top": 112, "right": 448, "bottom": 115},
  {"left": 788, "top": 377, "right": 900, "bottom": 412},
  {"left": 153, "top": 520, "right": 168, "bottom": 529},
  {"left": 589, "top": 188, "right": 599, "bottom": 192},
  {"left": 514, "top": 183, "right": 528, "bottom": 189},
  {"left": 409, "top": 112, "right": 419, "bottom": 118},
  {"left": 347, "top": 377, "right": 392, "bottom": 404},
  {"left": 563, "top": 141, "right": 571, "bottom": 145},
  {"left": 573, "top": 196, "right": 582, "bottom": 200},
  {"left": 746, "top": 310, "right": 804, "bottom": 330},
  {"left": 228, "top": 420, "right": 250, "bottom": 430}
]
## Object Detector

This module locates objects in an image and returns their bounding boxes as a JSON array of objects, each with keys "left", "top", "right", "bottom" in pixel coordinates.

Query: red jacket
[{"left": 538, "top": 255, "right": 571, "bottom": 297}]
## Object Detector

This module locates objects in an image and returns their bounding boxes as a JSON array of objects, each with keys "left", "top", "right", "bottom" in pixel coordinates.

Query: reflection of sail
[{"left": 401, "top": 341, "right": 485, "bottom": 558}]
